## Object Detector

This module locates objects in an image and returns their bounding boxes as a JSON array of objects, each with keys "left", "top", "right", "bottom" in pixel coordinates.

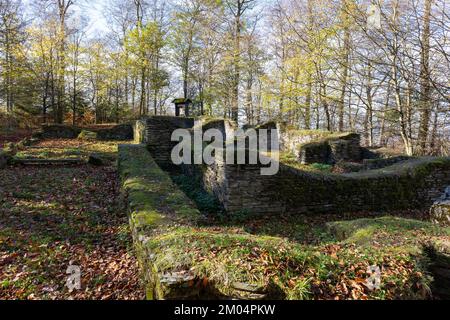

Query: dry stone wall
[
  {"left": 277, "top": 125, "right": 363, "bottom": 164},
  {"left": 39, "top": 124, "right": 133, "bottom": 140},
  {"left": 134, "top": 116, "right": 195, "bottom": 167},
  {"left": 118, "top": 144, "right": 203, "bottom": 299},
  {"left": 136, "top": 116, "right": 450, "bottom": 216},
  {"left": 194, "top": 158, "right": 450, "bottom": 215},
  {"left": 298, "top": 133, "right": 362, "bottom": 165},
  {"left": 192, "top": 152, "right": 450, "bottom": 216}
]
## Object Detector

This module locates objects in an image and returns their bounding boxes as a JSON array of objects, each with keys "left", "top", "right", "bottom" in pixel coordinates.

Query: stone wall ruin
[{"left": 136, "top": 116, "right": 450, "bottom": 216}]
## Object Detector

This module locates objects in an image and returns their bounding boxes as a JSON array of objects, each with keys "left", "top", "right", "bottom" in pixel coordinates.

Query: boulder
[{"left": 430, "top": 200, "right": 450, "bottom": 227}]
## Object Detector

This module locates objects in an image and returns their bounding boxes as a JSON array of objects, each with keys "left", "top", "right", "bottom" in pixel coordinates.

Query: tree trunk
[
  {"left": 338, "top": 5, "right": 351, "bottom": 132},
  {"left": 418, "top": 0, "right": 433, "bottom": 154},
  {"left": 231, "top": 2, "right": 243, "bottom": 122}
]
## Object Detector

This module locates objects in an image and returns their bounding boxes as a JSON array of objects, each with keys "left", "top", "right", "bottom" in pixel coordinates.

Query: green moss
[
  {"left": 78, "top": 130, "right": 98, "bottom": 140},
  {"left": 280, "top": 152, "right": 334, "bottom": 174},
  {"left": 143, "top": 226, "right": 320, "bottom": 296},
  {"left": 327, "top": 216, "right": 449, "bottom": 246},
  {"left": 310, "top": 163, "right": 333, "bottom": 173},
  {"left": 119, "top": 144, "right": 201, "bottom": 223},
  {"left": 132, "top": 211, "right": 163, "bottom": 229}
]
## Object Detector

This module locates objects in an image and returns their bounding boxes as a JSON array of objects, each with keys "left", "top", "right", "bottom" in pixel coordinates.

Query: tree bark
[
  {"left": 418, "top": 0, "right": 433, "bottom": 154},
  {"left": 338, "top": 1, "right": 351, "bottom": 132}
]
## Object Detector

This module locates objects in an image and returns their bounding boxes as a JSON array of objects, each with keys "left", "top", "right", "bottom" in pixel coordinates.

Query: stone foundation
[
  {"left": 134, "top": 116, "right": 195, "bottom": 167},
  {"left": 39, "top": 124, "right": 133, "bottom": 140},
  {"left": 192, "top": 154, "right": 450, "bottom": 216},
  {"left": 277, "top": 125, "right": 363, "bottom": 164},
  {"left": 118, "top": 144, "right": 278, "bottom": 299},
  {"left": 40, "top": 124, "right": 82, "bottom": 139},
  {"left": 298, "top": 133, "right": 362, "bottom": 165},
  {"left": 136, "top": 116, "right": 450, "bottom": 216},
  {"left": 118, "top": 144, "right": 203, "bottom": 299},
  {"left": 96, "top": 124, "right": 133, "bottom": 140}
]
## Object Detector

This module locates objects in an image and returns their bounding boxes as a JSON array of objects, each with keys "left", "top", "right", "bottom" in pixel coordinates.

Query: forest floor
[
  {"left": 0, "top": 139, "right": 144, "bottom": 300},
  {"left": 0, "top": 129, "right": 33, "bottom": 148}
]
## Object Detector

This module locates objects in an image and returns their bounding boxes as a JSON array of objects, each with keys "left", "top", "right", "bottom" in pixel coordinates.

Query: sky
[
  {"left": 23, "top": 0, "right": 275, "bottom": 38},
  {"left": 73, "top": 0, "right": 110, "bottom": 36},
  {"left": 23, "top": 0, "right": 110, "bottom": 36}
]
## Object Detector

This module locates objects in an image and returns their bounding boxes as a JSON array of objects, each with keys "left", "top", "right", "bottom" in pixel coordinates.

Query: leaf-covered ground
[
  {"left": 0, "top": 139, "right": 143, "bottom": 300},
  {"left": 0, "top": 129, "right": 33, "bottom": 148}
]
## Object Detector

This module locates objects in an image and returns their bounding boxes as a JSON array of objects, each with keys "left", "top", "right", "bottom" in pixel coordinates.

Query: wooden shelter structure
[{"left": 172, "top": 98, "right": 192, "bottom": 117}]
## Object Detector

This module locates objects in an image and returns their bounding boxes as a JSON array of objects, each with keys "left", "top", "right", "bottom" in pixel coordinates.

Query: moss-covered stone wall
[
  {"left": 186, "top": 151, "right": 450, "bottom": 215},
  {"left": 39, "top": 124, "right": 133, "bottom": 140},
  {"left": 215, "top": 157, "right": 450, "bottom": 215},
  {"left": 118, "top": 144, "right": 203, "bottom": 299},
  {"left": 133, "top": 117, "right": 450, "bottom": 217},
  {"left": 134, "top": 116, "right": 195, "bottom": 167},
  {"left": 119, "top": 144, "right": 283, "bottom": 300}
]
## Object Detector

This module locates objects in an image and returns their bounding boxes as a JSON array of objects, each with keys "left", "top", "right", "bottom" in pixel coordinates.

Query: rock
[
  {"left": 430, "top": 200, "right": 450, "bottom": 227},
  {"left": 88, "top": 154, "right": 104, "bottom": 166},
  {"left": 78, "top": 130, "right": 98, "bottom": 141},
  {"left": 3, "top": 142, "right": 18, "bottom": 156},
  {"left": 232, "top": 282, "right": 266, "bottom": 294}
]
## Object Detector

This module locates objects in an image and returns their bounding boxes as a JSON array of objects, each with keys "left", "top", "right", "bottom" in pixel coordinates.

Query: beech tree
[{"left": 0, "top": 0, "right": 448, "bottom": 155}]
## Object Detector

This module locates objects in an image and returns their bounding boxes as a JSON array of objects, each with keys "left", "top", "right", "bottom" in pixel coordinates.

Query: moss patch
[
  {"left": 327, "top": 217, "right": 449, "bottom": 248},
  {"left": 78, "top": 130, "right": 98, "bottom": 141}
]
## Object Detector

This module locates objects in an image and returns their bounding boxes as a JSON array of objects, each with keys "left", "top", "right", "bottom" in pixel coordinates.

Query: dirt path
[{"left": 0, "top": 140, "right": 143, "bottom": 300}]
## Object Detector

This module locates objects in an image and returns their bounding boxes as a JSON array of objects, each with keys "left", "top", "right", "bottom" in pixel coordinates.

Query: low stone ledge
[
  {"left": 119, "top": 144, "right": 287, "bottom": 300},
  {"left": 41, "top": 124, "right": 133, "bottom": 141},
  {"left": 224, "top": 157, "right": 450, "bottom": 215},
  {"left": 118, "top": 144, "right": 202, "bottom": 299}
]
